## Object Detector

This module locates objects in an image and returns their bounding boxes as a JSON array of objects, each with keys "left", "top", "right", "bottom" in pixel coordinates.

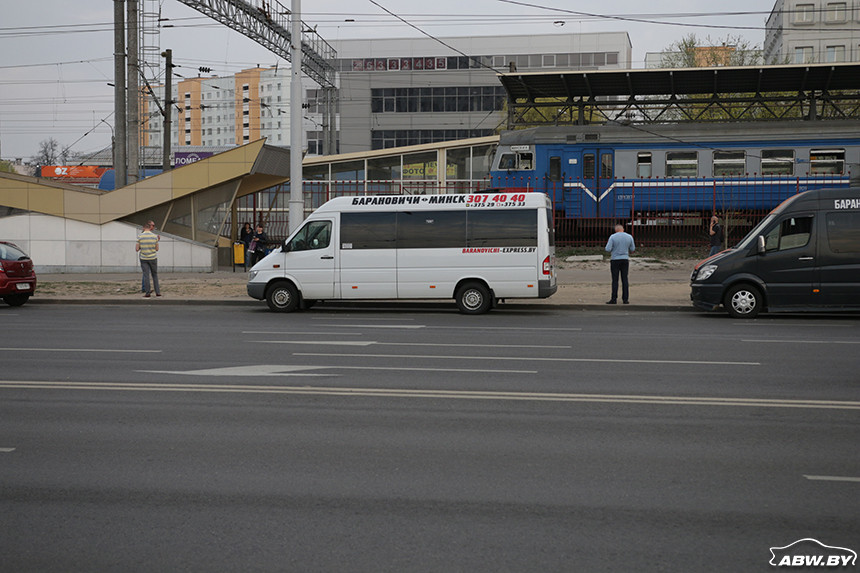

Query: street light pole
[{"left": 289, "top": 0, "right": 304, "bottom": 234}]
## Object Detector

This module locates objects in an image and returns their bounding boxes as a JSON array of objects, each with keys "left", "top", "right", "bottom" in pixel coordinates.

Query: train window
[
  {"left": 499, "top": 151, "right": 533, "bottom": 171},
  {"left": 761, "top": 150, "right": 794, "bottom": 175},
  {"left": 600, "top": 154, "right": 613, "bottom": 179},
  {"left": 810, "top": 149, "right": 844, "bottom": 174},
  {"left": 499, "top": 153, "right": 517, "bottom": 170},
  {"left": 549, "top": 156, "right": 562, "bottom": 181},
  {"left": 584, "top": 154, "right": 595, "bottom": 179},
  {"left": 519, "top": 152, "right": 534, "bottom": 170},
  {"left": 637, "top": 153, "right": 652, "bottom": 178},
  {"left": 666, "top": 152, "right": 698, "bottom": 177},
  {"left": 713, "top": 151, "right": 745, "bottom": 176}
]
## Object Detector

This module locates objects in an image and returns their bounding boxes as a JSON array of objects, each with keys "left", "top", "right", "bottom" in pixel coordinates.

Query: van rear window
[{"left": 826, "top": 212, "right": 860, "bottom": 253}]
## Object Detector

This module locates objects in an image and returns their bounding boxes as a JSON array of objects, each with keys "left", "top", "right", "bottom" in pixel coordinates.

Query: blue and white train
[{"left": 488, "top": 120, "right": 860, "bottom": 219}]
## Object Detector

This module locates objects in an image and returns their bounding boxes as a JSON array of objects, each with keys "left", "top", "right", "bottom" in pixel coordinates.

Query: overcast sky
[{"left": 0, "top": 0, "right": 776, "bottom": 161}]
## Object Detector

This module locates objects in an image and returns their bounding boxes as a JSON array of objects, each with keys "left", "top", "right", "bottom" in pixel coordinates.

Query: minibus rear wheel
[
  {"left": 724, "top": 283, "right": 762, "bottom": 319},
  {"left": 266, "top": 281, "right": 299, "bottom": 312},
  {"left": 456, "top": 281, "right": 492, "bottom": 315}
]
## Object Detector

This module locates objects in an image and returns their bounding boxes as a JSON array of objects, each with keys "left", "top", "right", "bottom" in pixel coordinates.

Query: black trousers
[{"left": 610, "top": 259, "right": 630, "bottom": 302}]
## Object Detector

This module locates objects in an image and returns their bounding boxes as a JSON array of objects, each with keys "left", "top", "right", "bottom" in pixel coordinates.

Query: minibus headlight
[
  {"left": 695, "top": 264, "right": 717, "bottom": 281},
  {"left": 249, "top": 270, "right": 258, "bottom": 280}
]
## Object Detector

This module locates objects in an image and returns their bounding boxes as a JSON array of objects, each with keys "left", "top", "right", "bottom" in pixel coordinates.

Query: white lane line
[
  {"left": 260, "top": 341, "right": 377, "bottom": 346},
  {"left": 0, "top": 348, "right": 161, "bottom": 353},
  {"left": 315, "top": 324, "right": 426, "bottom": 329},
  {"left": 0, "top": 448, "right": 15, "bottom": 453},
  {"left": 743, "top": 339, "right": 860, "bottom": 344},
  {"left": 293, "top": 352, "right": 760, "bottom": 366},
  {"left": 139, "top": 364, "right": 534, "bottom": 375},
  {"left": 735, "top": 322, "right": 854, "bottom": 327},
  {"left": 1, "top": 381, "right": 857, "bottom": 410},
  {"left": 259, "top": 341, "right": 571, "bottom": 349},
  {"left": 311, "top": 317, "right": 415, "bottom": 321},
  {"left": 804, "top": 475, "right": 860, "bottom": 483},
  {"left": 243, "top": 331, "right": 363, "bottom": 336}
]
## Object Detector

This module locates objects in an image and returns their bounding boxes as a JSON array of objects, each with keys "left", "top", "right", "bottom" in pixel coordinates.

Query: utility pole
[
  {"left": 127, "top": 0, "right": 140, "bottom": 183},
  {"left": 162, "top": 49, "right": 172, "bottom": 171},
  {"left": 289, "top": 0, "right": 303, "bottom": 233},
  {"left": 113, "top": 0, "right": 127, "bottom": 187}
]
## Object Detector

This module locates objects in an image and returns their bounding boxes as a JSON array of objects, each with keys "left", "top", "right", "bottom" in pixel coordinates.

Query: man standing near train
[{"left": 605, "top": 223, "right": 635, "bottom": 305}]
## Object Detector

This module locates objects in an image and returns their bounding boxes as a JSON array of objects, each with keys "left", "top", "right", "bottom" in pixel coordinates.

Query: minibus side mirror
[
  {"left": 756, "top": 235, "right": 766, "bottom": 254},
  {"left": 282, "top": 240, "right": 292, "bottom": 253}
]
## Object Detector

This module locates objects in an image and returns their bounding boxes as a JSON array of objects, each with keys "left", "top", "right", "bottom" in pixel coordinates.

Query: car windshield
[{"left": 0, "top": 243, "right": 29, "bottom": 261}]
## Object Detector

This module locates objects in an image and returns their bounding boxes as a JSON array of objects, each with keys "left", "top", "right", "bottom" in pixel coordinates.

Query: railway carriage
[{"left": 489, "top": 121, "right": 860, "bottom": 221}]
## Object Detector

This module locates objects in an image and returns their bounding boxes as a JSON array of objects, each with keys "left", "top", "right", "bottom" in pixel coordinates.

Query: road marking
[
  {"left": 426, "top": 326, "right": 582, "bottom": 332},
  {"left": 804, "top": 475, "right": 860, "bottom": 483},
  {"left": 293, "top": 352, "right": 760, "bottom": 366},
  {"left": 259, "top": 341, "right": 571, "bottom": 349},
  {"left": 0, "top": 381, "right": 857, "bottom": 410},
  {"left": 243, "top": 331, "right": 363, "bottom": 336},
  {"left": 0, "top": 348, "right": 161, "bottom": 353},
  {"left": 314, "top": 324, "right": 427, "bottom": 329},
  {"left": 0, "top": 448, "right": 15, "bottom": 453},
  {"left": 140, "top": 364, "right": 534, "bottom": 375},
  {"left": 743, "top": 339, "right": 860, "bottom": 344}
]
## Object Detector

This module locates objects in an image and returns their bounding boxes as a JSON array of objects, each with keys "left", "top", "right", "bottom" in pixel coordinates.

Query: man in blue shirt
[{"left": 605, "top": 224, "right": 635, "bottom": 304}]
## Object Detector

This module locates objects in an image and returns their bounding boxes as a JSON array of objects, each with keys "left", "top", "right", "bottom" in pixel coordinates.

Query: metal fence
[{"left": 228, "top": 175, "right": 850, "bottom": 248}]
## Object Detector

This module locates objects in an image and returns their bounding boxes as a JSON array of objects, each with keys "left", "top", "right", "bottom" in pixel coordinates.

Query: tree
[
  {"left": 658, "top": 34, "right": 763, "bottom": 68},
  {"left": 0, "top": 160, "right": 13, "bottom": 174},
  {"left": 34, "top": 137, "right": 60, "bottom": 167}
]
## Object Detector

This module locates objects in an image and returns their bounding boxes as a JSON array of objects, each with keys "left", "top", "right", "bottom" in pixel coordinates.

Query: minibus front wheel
[
  {"left": 456, "top": 281, "right": 492, "bottom": 315},
  {"left": 724, "top": 283, "right": 762, "bottom": 319},
  {"left": 266, "top": 281, "right": 300, "bottom": 312}
]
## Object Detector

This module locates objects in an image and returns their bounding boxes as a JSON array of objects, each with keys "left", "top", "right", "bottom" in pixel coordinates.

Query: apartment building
[
  {"left": 145, "top": 67, "right": 327, "bottom": 153},
  {"left": 765, "top": 0, "right": 860, "bottom": 63}
]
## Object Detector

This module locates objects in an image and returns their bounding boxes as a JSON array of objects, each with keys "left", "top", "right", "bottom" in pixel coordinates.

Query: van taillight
[{"left": 542, "top": 255, "right": 551, "bottom": 275}]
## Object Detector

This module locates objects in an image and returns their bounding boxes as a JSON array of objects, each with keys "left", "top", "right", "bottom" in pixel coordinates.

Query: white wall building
[{"left": 765, "top": 0, "right": 860, "bottom": 63}]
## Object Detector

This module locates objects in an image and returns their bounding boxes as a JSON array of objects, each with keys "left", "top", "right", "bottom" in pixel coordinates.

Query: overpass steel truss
[
  {"left": 507, "top": 92, "right": 860, "bottom": 126},
  {"left": 500, "top": 64, "right": 860, "bottom": 127}
]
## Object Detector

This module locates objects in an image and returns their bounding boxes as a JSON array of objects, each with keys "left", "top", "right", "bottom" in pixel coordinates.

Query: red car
[{"left": 0, "top": 241, "right": 36, "bottom": 307}]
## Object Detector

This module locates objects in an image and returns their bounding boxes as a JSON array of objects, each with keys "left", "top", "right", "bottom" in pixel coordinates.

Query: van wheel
[
  {"left": 725, "top": 284, "right": 762, "bottom": 319},
  {"left": 3, "top": 294, "right": 29, "bottom": 307},
  {"left": 456, "top": 282, "right": 491, "bottom": 315},
  {"left": 266, "top": 282, "right": 299, "bottom": 312}
]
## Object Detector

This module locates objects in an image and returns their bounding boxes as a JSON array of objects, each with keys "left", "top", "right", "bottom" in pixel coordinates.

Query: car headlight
[
  {"left": 695, "top": 264, "right": 717, "bottom": 281},
  {"left": 249, "top": 270, "right": 258, "bottom": 280}
]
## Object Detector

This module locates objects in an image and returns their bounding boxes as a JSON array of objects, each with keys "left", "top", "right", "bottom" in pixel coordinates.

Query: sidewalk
[{"left": 32, "top": 258, "right": 698, "bottom": 309}]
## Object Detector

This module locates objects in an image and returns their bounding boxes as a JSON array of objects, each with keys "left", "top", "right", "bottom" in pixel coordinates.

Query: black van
[{"left": 690, "top": 188, "right": 860, "bottom": 318}]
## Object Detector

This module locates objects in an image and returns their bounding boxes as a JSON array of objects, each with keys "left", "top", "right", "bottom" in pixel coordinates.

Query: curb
[{"left": 27, "top": 298, "right": 696, "bottom": 312}]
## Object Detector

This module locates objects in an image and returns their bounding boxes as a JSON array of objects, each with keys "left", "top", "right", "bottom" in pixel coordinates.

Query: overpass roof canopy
[{"left": 498, "top": 62, "right": 860, "bottom": 101}]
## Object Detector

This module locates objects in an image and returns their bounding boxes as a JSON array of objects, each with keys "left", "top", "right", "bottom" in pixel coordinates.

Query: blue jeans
[
  {"left": 141, "top": 259, "right": 160, "bottom": 295},
  {"left": 708, "top": 245, "right": 721, "bottom": 257},
  {"left": 610, "top": 259, "right": 629, "bottom": 303}
]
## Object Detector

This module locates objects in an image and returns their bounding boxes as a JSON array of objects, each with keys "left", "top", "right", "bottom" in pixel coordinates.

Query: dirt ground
[{"left": 35, "top": 258, "right": 699, "bottom": 306}]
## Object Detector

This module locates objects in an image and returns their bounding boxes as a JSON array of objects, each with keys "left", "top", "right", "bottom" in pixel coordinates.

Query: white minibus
[{"left": 247, "top": 192, "right": 557, "bottom": 314}]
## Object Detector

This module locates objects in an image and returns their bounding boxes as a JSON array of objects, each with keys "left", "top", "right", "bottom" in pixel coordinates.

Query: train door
[
  {"left": 580, "top": 148, "right": 616, "bottom": 218},
  {"left": 548, "top": 147, "right": 590, "bottom": 218}
]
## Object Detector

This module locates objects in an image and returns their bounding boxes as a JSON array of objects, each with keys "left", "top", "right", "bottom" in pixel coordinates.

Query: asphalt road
[{"left": 1, "top": 304, "right": 858, "bottom": 572}]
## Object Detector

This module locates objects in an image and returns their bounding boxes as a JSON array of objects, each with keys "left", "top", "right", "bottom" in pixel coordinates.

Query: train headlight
[{"left": 695, "top": 264, "right": 718, "bottom": 281}]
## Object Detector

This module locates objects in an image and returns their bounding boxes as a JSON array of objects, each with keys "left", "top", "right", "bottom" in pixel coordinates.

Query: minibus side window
[
  {"left": 396, "top": 211, "right": 466, "bottom": 249},
  {"left": 467, "top": 209, "right": 538, "bottom": 247},
  {"left": 288, "top": 221, "right": 332, "bottom": 252},
  {"left": 825, "top": 212, "right": 860, "bottom": 253},
  {"left": 341, "top": 212, "right": 396, "bottom": 249},
  {"left": 764, "top": 215, "right": 813, "bottom": 251}
]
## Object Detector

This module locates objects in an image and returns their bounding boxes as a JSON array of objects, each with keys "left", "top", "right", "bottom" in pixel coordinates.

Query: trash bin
[{"left": 233, "top": 242, "right": 245, "bottom": 272}]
